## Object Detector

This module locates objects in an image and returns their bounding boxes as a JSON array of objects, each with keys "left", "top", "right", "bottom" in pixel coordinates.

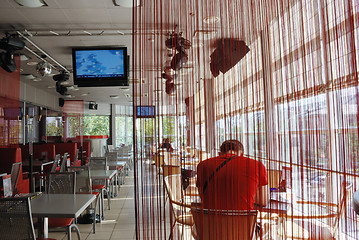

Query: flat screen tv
[
  {"left": 136, "top": 106, "right": 155, "bottom": 118},
  {"left": 72, "top": 47, "right": 129, "bottom": 87}
]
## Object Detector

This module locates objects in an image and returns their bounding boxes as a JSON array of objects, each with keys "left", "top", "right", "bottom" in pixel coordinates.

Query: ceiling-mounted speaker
[
  {"left": 210, "top": 38, "right": 250, "bottom": 77},
  {"left": 113, "top": 0, "right": 140, "bottom": 7},
  {"left": 0, "top": 51, "right": 17, "bottom": 73},
  {"left": 59, "top": 98, "right": 65, "bottom": 107}
]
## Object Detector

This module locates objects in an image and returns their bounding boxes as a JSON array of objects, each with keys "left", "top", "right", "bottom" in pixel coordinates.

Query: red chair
[
  {"left": 0, "top": 147, "right": 29, "bottom": 194},
  {"left": 47, "top": 172, "right": 80, "bottom": 240}
]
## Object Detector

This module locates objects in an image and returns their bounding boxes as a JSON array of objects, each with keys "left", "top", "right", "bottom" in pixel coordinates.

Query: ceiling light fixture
[
  {"left": 33, "top": 78, "right": 42, "bottom": 82},
  {"left": 27, "top": 61, "right": 38, "bottom": 66},
  {"left": 113, "top": 0, "right": 141, "bottom": 8},
  {"left": 203, "top": 16, "right": 220, "bottom": 24},
  {"left": 15, "top": 0, "right": 47, "bottom": 7},
  {"left": 22, "top": 74, "right": 36, "bottom": 79},
  {"left": 110, "top": 95, "right": 120, "bottom": 99},
  {"left": 81, "top": 93, "right": 89, "bottom": 96}
]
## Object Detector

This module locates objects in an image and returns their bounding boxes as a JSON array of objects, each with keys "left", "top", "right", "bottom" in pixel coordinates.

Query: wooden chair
[
  {"left": 0, "top": 196, "right": 56, "bottom": 240},
  {"left": 267, "top": 169, "right": 282, "bottom": 189},
  {"left": 278, "top": 180, "right": 353, "bottom": 240},
  {"left": 164, "top": 175, "right": 194, "bottom": 239},
  {"left": 191, "top": 203, "right": 258, "bottom": 240}
]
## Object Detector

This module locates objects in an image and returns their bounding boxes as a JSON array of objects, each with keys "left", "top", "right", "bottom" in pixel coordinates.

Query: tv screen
[
  {"left": 72, "top": 47, "right": 129, "bottom": 87},
  {"left": 136, "top": 106, "right": 155, "bottom": 118}
]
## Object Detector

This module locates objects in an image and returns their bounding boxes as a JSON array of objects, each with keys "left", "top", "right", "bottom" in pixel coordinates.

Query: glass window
[{"left": 46, "top": 116, "right": 63, "bottom": 136}]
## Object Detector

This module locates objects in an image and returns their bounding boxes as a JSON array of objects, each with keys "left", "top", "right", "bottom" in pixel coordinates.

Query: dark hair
[{"left": 220, "top": 140, "right": 244, "bottom": 153}]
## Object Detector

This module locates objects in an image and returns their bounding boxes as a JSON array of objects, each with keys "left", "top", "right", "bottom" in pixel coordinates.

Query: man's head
[{"left": 220, "top": 140, "right": 244, "bottom": 156}]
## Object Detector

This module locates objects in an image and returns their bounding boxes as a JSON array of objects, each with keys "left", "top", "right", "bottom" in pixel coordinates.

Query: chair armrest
[{"left": 296, "top": 200, "right": 338, "bottom": 208}]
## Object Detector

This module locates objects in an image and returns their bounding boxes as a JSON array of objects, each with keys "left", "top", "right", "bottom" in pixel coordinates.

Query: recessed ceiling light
[
  {"left": 110, "top": 95, "right": 120, "bottom": 99},
  {"left": 27, "top": 61, "right": 38, "bottom": 66},
  {"left": 60, "top": 81, "right": 71, "bottom": 86},
  {"left": 33, "top": 78, "right": 42, "bottom": 82},
  {"left": 120, "top": 88, "right": 130, "bottom": 91},
  {"left": 20, "top": 54, "right": 30, "bottom": 61},
  {"left": 15, "top": 0, "right": 47, "bottom": 7},
  {"left": 203, "top": 16, "right": 220, "bottom": 24},
  {"left": 47, "top": 85, "right": 55, "bottom": 89},
  {"left": 81, "top": 93, "right": 89, "bottom": 96},
  {"left": 64, "top": 94, "right": 73, "bottom": 98},
  {"left": 22, "top": 74, "right": 36, "bottom": 79}
]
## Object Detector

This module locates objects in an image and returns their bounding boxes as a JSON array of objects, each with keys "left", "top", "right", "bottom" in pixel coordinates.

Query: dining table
[{"left": 31, "top": 193, "right": 96, "bottom": 238}]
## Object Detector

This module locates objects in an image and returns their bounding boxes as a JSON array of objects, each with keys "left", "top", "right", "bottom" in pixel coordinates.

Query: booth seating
[
  {"left": 19, "top": 144, "right": 56, "bottom": 161},
  {"left": 0, "top": 148, "right": 29, "bottom": 193},
  {"left": 54, "top": 143, "right": 81, "bottom": 166}
]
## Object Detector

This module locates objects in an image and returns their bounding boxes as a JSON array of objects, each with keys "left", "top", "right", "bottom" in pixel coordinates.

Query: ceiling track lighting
[{"left": 162, "top": 32, "right": 192, "bottom": 95}]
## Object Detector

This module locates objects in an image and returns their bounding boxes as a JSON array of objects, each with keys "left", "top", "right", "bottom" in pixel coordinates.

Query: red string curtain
[
  {"left": 62, "top": 100, "right": 84, "bottom": 142},
  {"left": 133, "top": 0, "right": 359, "bottom": 239},
  {"left": 0, "top": 55, "right": 21, "bottom": 146}
]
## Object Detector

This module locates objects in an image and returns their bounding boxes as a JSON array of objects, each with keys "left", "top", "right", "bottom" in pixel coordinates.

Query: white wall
[{"left": 20, "top": 81, "right": 61, "bottom": 111}]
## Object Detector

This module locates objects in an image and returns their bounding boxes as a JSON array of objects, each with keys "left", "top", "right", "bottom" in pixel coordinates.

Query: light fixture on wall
[
  {"left": 113, "top": 0, "right": 141, "bottom": 7},
  {"left": 15, "top": 0, "right": 47, "bottom": 7}
]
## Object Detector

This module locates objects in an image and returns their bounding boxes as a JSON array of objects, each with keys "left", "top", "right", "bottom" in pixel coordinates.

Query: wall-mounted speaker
[
  {"left": 89, "top": 102, "right": 98, "bottom": 110},
  {"left": 59, "top": 98, "right": 64, "bottom": 107}
]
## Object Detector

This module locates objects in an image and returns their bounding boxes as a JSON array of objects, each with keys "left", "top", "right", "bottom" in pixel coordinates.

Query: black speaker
[
  {"left": 59, "top": 98, "right": 65, "bottom": 107},
  {"left": 89, "top": 102, "right": 98, "bottom": 110}
]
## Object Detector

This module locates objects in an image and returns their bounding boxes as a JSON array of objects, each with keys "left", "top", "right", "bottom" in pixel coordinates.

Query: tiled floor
[{"left": 48, "top": 172, "right": 136, "bottom": 240}]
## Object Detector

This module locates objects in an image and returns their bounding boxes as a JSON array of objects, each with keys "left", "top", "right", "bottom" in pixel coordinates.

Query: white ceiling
[
  {"left": 0, "top": 0, "right": 137, "bottom": 107},
  {"left": 0, "top": 0, "right": 267, "bottom": 112}
]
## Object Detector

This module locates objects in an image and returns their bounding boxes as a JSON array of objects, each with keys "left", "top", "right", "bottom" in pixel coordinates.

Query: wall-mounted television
[
  {"left": 136, "top": 106, "right": 155, "bottom": 118},
  {"left": 72, "top": 47, "right": 129, "bottom": 87}
]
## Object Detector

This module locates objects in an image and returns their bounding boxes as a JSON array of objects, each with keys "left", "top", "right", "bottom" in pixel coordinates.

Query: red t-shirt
[{"left": 196, "top": 154, "right": 268, "bottom": 210}]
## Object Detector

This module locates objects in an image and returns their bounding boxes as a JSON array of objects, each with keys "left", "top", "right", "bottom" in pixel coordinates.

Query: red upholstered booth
[
  {"left": 0, "top": 147, "right": 29, "bottom": 193},
  {"left": 54, "top": 143, "right": 80, "bottom": 166},
  {"left": 19, "top": 144, "right": 56, "bottom": 162}
]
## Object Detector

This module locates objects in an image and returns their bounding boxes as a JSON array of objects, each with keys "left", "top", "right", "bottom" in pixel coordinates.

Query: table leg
[{"left": 37, "top": 217, "right": 48, "bottom": 238}]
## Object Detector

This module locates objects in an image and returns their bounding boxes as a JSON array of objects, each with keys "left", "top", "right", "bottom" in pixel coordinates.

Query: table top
[
  {"left": 31, "top": 193, "right": 96, "bottom": 218},
  {"left": 353, "top": 190, "right": 359, "bottom": 215},
  {"left": 89, "top": 169, "right": 117, "bottom": 179}
]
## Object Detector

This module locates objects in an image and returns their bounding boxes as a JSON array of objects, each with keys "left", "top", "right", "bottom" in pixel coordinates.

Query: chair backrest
[
  {"left": 268, "top": 169, "right": 282, "bottom": 189},
  {"left": 68, "top": 166, "right": 91, "bottom": 193},
  {"left": 164, "top": 175, "right": 185, "bottom": 206},
  {"left": 10, "top": 162, "right": 22, "bottom": 193},
  {"left": 59, "top": 153, "right": 69, "bottom": 172},
  {"left": 89, "top": 157, "right": 108, "bottom": 170},
  {"left": 163, "top": 165, "right": 181, "bottom": 178},
  {"left": 51, "top": 154, "right": 61, "bottom": 173},
  {"left": 0, "top": 197, "right": 36, "bottom": 239},
  {"left": 332, "top": 180, "right": 353, "bottom": 236},
  {"left": 48, "top": 172, "right": 76, "bottom": 194},
  {"left": 191, "top": 203, "right": 257, "bottom": 240},
  {"left": 105, "top": 152, "right": 117, "bottom": 163}
]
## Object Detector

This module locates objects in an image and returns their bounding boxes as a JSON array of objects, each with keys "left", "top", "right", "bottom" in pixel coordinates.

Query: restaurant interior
[{"left": 0, "top": 0, "right": 359, "bottom": 239}]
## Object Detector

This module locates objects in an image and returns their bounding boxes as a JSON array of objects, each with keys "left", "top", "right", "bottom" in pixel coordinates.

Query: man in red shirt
[{"left": 196, "top": 140, "right": 269, "bottom": 210}]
